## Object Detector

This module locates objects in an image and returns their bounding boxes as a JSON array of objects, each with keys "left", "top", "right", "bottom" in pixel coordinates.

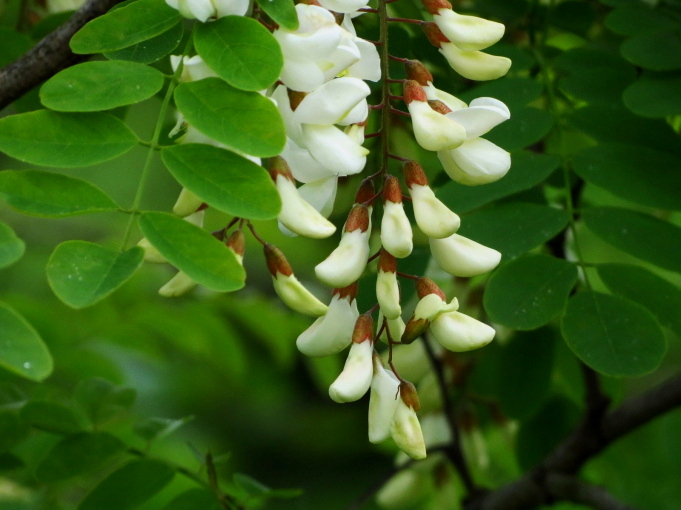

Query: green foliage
[
  {"left": 19, "top": 401, "right": 86, "bottom": 434},
  {"left": 256, "top": 0, "right": 298, "bottom": 30},
  {"left": 104, "top": 22, "right": 184, "bottom": 64},
  {"left": 0, "top": 221, "right": 25, "bottom": 268},
  {"left": 0, "top": 302, "right": 53, "bottom": 381}
]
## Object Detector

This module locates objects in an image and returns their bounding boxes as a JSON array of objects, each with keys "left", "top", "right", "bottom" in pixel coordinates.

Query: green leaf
[
  {"left": 139, "top": 212, "right": 246, "bottom": 292},
  {"left": 256, "top": 0, "right": 298, "bottom": 30},
  {"left": 0, "top": 452, "right": 24, "bottom": 471},
  {"left": 0, "top": 170, "right": 119, "bottom": 216},
  {"left": 485, "top": 107, "right": 554, "bottom": 152},
  {"left": 458, "top": 203, "right": 570, "bottom": 260},
  {"left": 70, "top": 0, "right": 181, "bottom": 54},
  {"left": 0, "top": 302, "right": 53, "bottom": 381},
  {"left": 162, "top": 489, "right": 221, "bottom": 510},
  {"left": 46, "top": 242, "right": 144, "bottom": 309},
  {"left": 105, "top": 22, "right": 184, "bottom": 64},
  {"left": 0, "top": 222, "right": 25, "bottom": 269},
  {"left": 78, "top": 459, "right": 175, "bottom": 510},
  {"left": 458, "top": 77, "right": 543, "bottom": 110},
  {"left": 623, "top": 74, "right": 681, "bottom": 118},
  {"left": 605, "top": 4, "right": 680, "bottom": 36},
  {"left": 437, "top": 152, "right": 560, "bottom": 213},
  {"left": 75, "top": 377, "right": 136, "bottom": 426},
  {"left": 194, "top": 16, "right": 283, "bottom": 91},
  {"left": 40, "top": 61, "right": 165, "bottom": 111},
  {"left": 562, "top": 291, "right": 666, "bottom": 377},
  {"left": 161, "top": 144, "right": 281, "bottom": 220},
  {"left": 598, "top": 263, "right": 681, "bottom": 338},
  {"left": 0, "top": 27, "right": 32, "bottom": 67},
  {"left": 0, "top": 110, "right": 138, "bottom": 167},
  {"left": 484, "top": 254, "right": 578, "bottom": 330},
  {"left": 174, "top": 78, "right": 285, "bottom": 157},
  {"left": 499, "top": 328, "right": 556, "bottom": 420},
  {"left": 133, "top": 415, "right": 193, "bottom": 443},
  {"left": 0, "top": 410, "right": 29, "bottom": 452},
  {"left": 621, "top": 31, "right": 681, "bottom": 71},
  {"left": 549, "top": 0, "right": 596, "bottom": 35},
  {"left": 573, "top": 144, "right": 681, "bottom": 211},
  {"left": 20, "top": 401, "right": 85, "bottom": 434},
  {"left": 582, "top": 207, "right": 681, "bottom": 274},
  {"left": 36, "top": 432, "right": 125, "bottom": 482}
]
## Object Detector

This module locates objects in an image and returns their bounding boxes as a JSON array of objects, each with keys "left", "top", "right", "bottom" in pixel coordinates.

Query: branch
[
  {"left": 544, "top": 473, "right": 640, "bottom": 510},
  {"left": 0, "top": 0, "right": 122, "bottom": 110}
]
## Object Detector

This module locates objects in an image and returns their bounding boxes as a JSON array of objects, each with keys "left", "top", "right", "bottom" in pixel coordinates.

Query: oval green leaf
[
  {"left": 458, "top": 203, "right": 570, "bottom": 260},
  {"left": 47, "top": 242, "right": 144, "bottom": 309},
  {"left": 484, "top": 254, "right": 578, "bottom": 330},
  {"left": 485, "top": 107, "right": 554, "bottom": 152},
  {"left": 561, "top": 291, "right": 666, "bottom": 377},
  {"left": 0, "top": 111, "right": 138, "bottom": 167},
  {"left": 0, "top": 222, "right": 25, "bottom": 269},
  {"left": 174, "top": 78, "right": 285, "bottom": 157},
  {"left": 623, "top": 75, "right": 681, "bottom": 118},
  {"left": 194, "top": 16, "right": 283, "bottom": 91},
  {"left": 78, "top": 459, "right": 175, "bottom": 510},
  {"left": 598, "top": 263, "right": 681, "bottom": 338},
  {"left": 582, "top": 207, "right": 681, "bottom": 274},
  {"left": 70, "top": 0, "right": 181, "bottom": 54},
  {"left": 20, "top": 401, "right": 85, "bottom": 434},
  {"left": 105, "top": 22, "right": 184, "bottom": 64},
  {"left": 0, "top": 170, "right": 119, "bottom": 216},
  {"left": 36, "top": 432, "right": 125, "bottom": 482},
  {"left": 256, "top": 0, "right": 298, "bottom": 30},
  {"left": 458, "top": 77, "right": 543, "bottom": 110},
  {"left": 161, "top": 144, "right": 281, "bottom": 220},
  {"left": 621, "top": 31, "right": 681, "bottom": 71},
  {"left": 0, "top": 302, "right": 53, "bottom": 381},
  {"left": 605, "top": 4, "right": 679, "bottom": 36},
  {"left": 573, "top": 144, "right": 681, "bottom": 211},
  {"left": 40, "top": 61, "right": 165, "bottom": 112},
  {"left": 139, "top": 212, "right": 245, "bottom": 292}
]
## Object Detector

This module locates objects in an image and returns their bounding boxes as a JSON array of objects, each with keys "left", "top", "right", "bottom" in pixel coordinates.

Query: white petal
[
  {"left": 346, "top": 39, "right": 381, "bottom": 82},
  {"left": 430, "top": 311, "right": 496, "bottom": 352},
  {"left": 413, "top": 293, "right": 447, "bottom": 322},
  {"left": 281, "top": 138, "right": 332, "bottom": 183},
  {"left": 212, "top": 0, "right": 249, "bottom": 17},
  {"left": 274, "top": 22, "right": 342, "bottom": 61},
  {"left": 439, "top": 138, "right": 511, "bottom": 185},
  {"left": 279, "top": 59, "right": 327, "bottom": 93},
  {"left": 383, "top": 341, "right": 431, "bottom": 383},
  {"left": 434, "top": 9, "right": 505, "bottom": 51},
  {"left": 297, "top": 294, "right": 359, "bottom": 357},
  {"left": 302, "top": 124, "right": 368, "bottom": 175},
  {"left": 407, "top": 100, "right": 466, "bottom": 152},
  {"left": 315, "top": 229, "right": 371, "bottom": 288},
  {"left": 298, "top": 176, "right": 338, "bottom": 218},
  {"left": 423, "top": 82, "right": 467, "bottom": 111},
  {"left": 276, "top": 176, "right": 337, "bottom": 239},
  {"left": 381, "top": 201, "right": 413, "bottom": 259},
  {"left": 321, "top": 40, "right": 362, "bottom": 82},
  {"left": 429, "top": 234, "right": 501, "bottom": 277},
  {"left": 272, "top": 273, "right": 329, "bottom": 316},
  {"left": 376, "top": 269, "right": 401, "bottom": 320},
  {"left": 187, "top": 0, "right": 215, "bottom": 22},
  {"left": 294, "top": 77, "right": 370, "bottom": 125},
  {"left": 409, "top": 184, "right": 460, "bottom": 239},
  {"left": 446, "top": 98, "right": 510, "bottom": 139},
  {"left": 440, "top": 43, "right": 512, "bottom": 81},
  {"left": 390, "top": 399, "right": 426, "bottom": 459},
  {"left": 329, "top": 341, "right": 373, "bottom": 403},
  {"left": 159, "top": 271, "right": 196, "bottom": 297},
  {"left": 368, "top": 365, "right": 401, "bottom": 443},
  {"left": 318, "top": 0, "right": 369, "bottom": 14},
  {"left": 272, "top": 85, "right": 304, "bottom": 145},
  {"left": 378, "top": 312, "right": 406, "bottom": 344},
  {"left": 337, "top": 99, "right": 368, "bottom": 126}
]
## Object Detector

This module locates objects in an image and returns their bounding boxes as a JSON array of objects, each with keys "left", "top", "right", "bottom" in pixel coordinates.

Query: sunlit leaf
[
  {"left": 0, "top": 302, "right": 53, "bottom": 381},
  {"left": 256, "top": 0, "right": 298, "bottom": 30}
]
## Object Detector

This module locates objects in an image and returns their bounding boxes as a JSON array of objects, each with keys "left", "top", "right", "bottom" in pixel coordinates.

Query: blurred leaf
[
  {"left": 194, "top": 16, "right": 283, "bottom": 91},
  {"left": 30, "top": 11, "right": 74, "bottom": 39},
  {"left": 0, "top": 111, "right": 138, "bottom": 167},
  {"left": 174, "top": 78, "right": 285, "bottom": 157},
  {"left": 0, "top": 170, "right": 119, "bottom": 217},
  {"left": 162, "top": 489, "right": 221, "bottom": 510},
  {"left": 561, "top": 291, "right": 666, "bottom": 377},
  {"left": 458, "top": 77, "right": 543, "bottom": 110},
  {"left": 605, "top": 3, "right": 680, "bottom": 35},
  {"left": 484, "top": 254, "right": 578, "bottom": 330},
  {"left": 458, "top": 203, "right": 570, "bottom": 260},
  {"left": 555, "top": 47, "right": 636, "bottom": 106},
  {"left": 623, "top": 73, "right": 681, "bottom": 118},
  {"left": 0, "top": 453, "right": 24, "bottom": 471},
  {"left": 597, "top": 263, "right": 681, "bottom": 338},
  {"left": 0, "top": 410, "right": 28, "bottom": 452},
  {"left": 0, "top": 27, "right": 32, "bottom": 67},
  {"left": 621, "top": 31, "right": 681, "bottom": 71},
  {"left": 485, "top": 107, "right": 554, "bottom": 152},
  {"left": 582, "top": 207, "right": 681, "bottom": 274},
  {"left": 75, "top": 377, "right": 136, "bottom": 426},
  {"left": 499, "top": 328, "right": 556, "bottom": 420},
  {"left": 0, "top": 302, "right": 53, "bottom": 381},
  {"left": 40, "top": 61, "right": 165, "bottom": 111},
  {"left": 20, "top": 401, "right": 85, "bottom": 434},
  {"left": 78, "top": 459, "right": 175, "bottom": 510},
  {"left": 105, "top": 22, "right": 183, "bottom": 64},
  {"left": 0, "top": 222, "right": 25, "bottom": 269},
  {"left": 549, "top": 1, "right": 596, "bottom": 35},
  {"left": 161, "top": 144, "right": 281, "bottom": 220},
  {"left": 437, "top": 152, "right": 560, "bottom": 213},
  {"left": 133, "top": 415, "right": 193, "bottom": 443},
  {"left": 256, "top": 0, "right": 298, "bottom": 30},
  {"left": 36, "top": 432, "right": 125, "bottom": 482},
  {"left": 139, "top": 212, "right": 246, "bottom": 292},
  {"left": 46, "top": 242, "right": 144, "bottom": 309},
  {"left": 573, "top": 144, "right": 681, "bottom": 211},
  {"left": 70, "top": 0, "right": 181, "bottom": 54},
  {"left": 516, "top": 395, "right": 580, "bottom": 470}
]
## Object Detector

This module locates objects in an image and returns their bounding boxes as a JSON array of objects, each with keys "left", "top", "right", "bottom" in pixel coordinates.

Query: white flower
[
  {"left": 376, "top": 251, "right": 401, "bottom": 320},
  {"left": 429, "top": 233, "right": 501, "bottom": 277},
  {"left": 378, "top": 312, "right": 406, "bottom": 344},
  {"left": 430, "top": 311, "right": 496, "bottom": 352},
  {"left": 293, "top": 77, "right": 371, "bottom": 126},
  {"left": 297, "top": 284, "right": 360, "bottom": 357},
  {"left": 438, "top": 137, "right": 511, "bottom": 185},
  {"left": 383, "top": 341, "right": 431, "bottom": 383},
  {"left": 318, "top": 0, "right": 369, "bottom": 14},
  {"left": 301, "top": 124, "right": 369, "bottom": 175},
  {"left": 329, "top": 315, "right": 374, "bottom": 403},
  {"left": 368, "top": 356, "right": 401, "bottom": 444},
  {"left": 433, "top": 9, "right": 505, "bottom": 51},
  {"left": 380, "top": 176, "right": 413, "bottom": 259},
  {"left": 341, "top": 15, "right": 381, "bottom": 82},
  {"left": 390, "top": 383, "right": 426, "bottom": 459},
  {"left": 315, "top": 205, "right": 371, "bottom": 288},
  {"left": 173, "top": 188, "right": 203, "bottom": 218},
  {"left": 170, "top": 55, "right": 218, "bottom": 81}
]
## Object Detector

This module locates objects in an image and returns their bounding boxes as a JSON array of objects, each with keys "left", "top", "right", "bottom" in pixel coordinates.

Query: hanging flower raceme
[
  {"left": 297, "top": 283, "right": 360, "bottom": 357},
  {"left": 165, "top": 0, "right": 248, "bottom": 22},
  {"left": 381, "top": 175, "right": 413, "bottom": 259},
  {"left": 329, "top": 314, "right": 375, "bottom": 403},
  {"left": 264, "top": 243, "right": 328, "bottom": 317},
  {"left": 376, "top": 250, "right": 401, "bottom": 320}
]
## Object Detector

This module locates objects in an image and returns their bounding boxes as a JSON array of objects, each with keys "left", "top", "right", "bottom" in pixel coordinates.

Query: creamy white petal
[
  {"left": 430, "top": 311, "right": 496, "bottom": 352},
  {"left": 337, "top": 99, "right": 368, "bottom": 127},
  {"left": 439, "top": 138, "right": 511, "bottom": 185},
  {"left": 281, "top": 138, "right": 332, "bottom": 183},
  {"left": 368, "top": 364, "right": 401, "bottom": 443},
  {"left": 272, "top": 85, "right": 304, "bottom": 145},
  {"left": 297, "top": 294, "right": 359, "bottom": 357},
  {"left": 159, "top": 271, "right": 196, "bottom": 297},
  {"left": 272, "top": 273, "right": 328, "bottom": 316},
  {"left": 279, "top": 59, "right": 327, "bottom": 93},
  {"left": 378, "top": 313, "right": 406, "bottom": 344},
  {"left": 409, "top": 184, "right": 460, "bottom": 239},
  {"left": 376, "top": 269, "right": 401, "bottom": 320},
  {"left": 302, "top": 124, "right": 368, "bottom": 175},
  {"left": 346, "top": 39, "right": 381, "bottom": 82},
  {"left": 212, "top": 0, "right": 249, "bottom": 17},
  {"left": 440, "top": 43, "right": 512, "bottom": 81},
  {"left": 407, "top": 100, "right": 466, "bottom": 152},
  {"left": 318, "top": 0, "right": 369, "bottom": 14},
  {"left": 446, "top": 97, "right": 510, "bottom": 139},
  {"left": 429, "top": 234, "right": 501, "bottom": 277},
  {"left": 381, "top": 201, "right": 413, "bottom": 259},
  {"left": 294, "top": 77, "right": 370, "bottom": 125},
  {"left": 390, "top": 398, "right": 427, "bottom": 459},
  {"left": 274, "top": 23, "right": 342, "bottom": 61},
  {"left": 298, "top": 176, "right": 338, "bottom": 218},
  {"left": 383, "top": 341, "right": 431, "bottom": 382},
  {"left": 276, "top": 176, "right": 336, "bottom": 239},
  {"left": 315, "top": 229, "right": 371, "bottom": 287},
  {"left": 329, "top": 340, "right": 373, "bottom": 403},
  {"left": 172, "top": 188, "right": 203, "bottom": 218},
  {"left": 434, "top": 9, "right": 505, "bottom": 51},
  {"left": 423, "top": 82, "right": 467, "bottom": 111},
  {"left": 321, "top": 41, "right": 362, "bottom": 82},
  {"left": 421, "top": 413, "right": 452, "bottom": 448}
]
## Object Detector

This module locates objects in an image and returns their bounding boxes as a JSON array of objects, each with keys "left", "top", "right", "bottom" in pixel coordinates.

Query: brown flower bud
[
  {"left": 332, "top": 282, "right": 359, "bottom": 301},
  {"left": 226, "top": 230, "right": 245, "bottom": 258},
  {"left": 383, "top": 175, "right": 403, "bottom": 204},
  {"left": 287, "top": 89, "right": 307, "bottom": 111},
  {"left": 403, "top": 80, "right": 428, "bottom": 104},
  {"left": 403, "top": 161, "right": 429, "bottom": 188},
  {"left": 352, "top": 314, "right": 374, "bottom": 344},
  {"left": 378, "top": 249, "right": 397, "bottom": 274},
  {"left": 422, "top": 21, "right": 450, "bottom": 47},
  {"left": 269, "top": 156, "right": 294, "bottom": 182},
  {"left": 264, "top": 243, "right": 293, "bottom": 277},
  {"left": 415, "top": 277, "right": 446, "bottom": 300},
  {"left": 345, "top": 204, "right": 370, "bottom": 233},
  {"left": 405, "top": 60, "right": 434, "bottom": 86},
  {"left": 399, "top": 381, "right": 421, "bottom": 411},
  {"left": 355, "top": 178, "right": 375, "bottom": 205},
  {"left": 428, "top": 99, "right": 453, "bottom": 115},
  {"left": 401, "top": 317, "right": 429, "bottom": 344}
]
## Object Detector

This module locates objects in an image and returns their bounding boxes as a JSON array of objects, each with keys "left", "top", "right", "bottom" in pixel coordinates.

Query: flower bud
[
  {"left": 301, "top": 124, "right": 369, "bottom": 175},
  {"left": 355, "top": 178, "right": 375, "bottom": 205},
  {"left": 438, "top": 138, "right": 511, "bottom": 185},
  {"left": 430, "top": 311, "right": 495, "bottom": 352},
  {"left": 380, "top": 176, "right": 413, "bottom": 259},
  {"left": 405, "top": 60, "right": 434, "bottom": 86},
  {"left": 265, "top": 244, "right": 328, "bottom": 317},
  {"left": 173, "top": 188, "right": 204, "bottom": 217},
  {"left": 368, "top": 354, "right": 401, "bottom": 443},
  {"left": 158, "top": 271, "right": 196, "bottom": 297},
  {"left": 225, "top": 230, "right": 245, "bottom": 265},
  {"left": 390, "top": 382, "right": 427, "bottom": 459},
  {"left": 315, "top": 205, "right": 371, "bottom": 288},
  {"left": 329, "top": 315, "right": 374, "bottom": 403},
  {"left": 433, "top": 9, "right": 505, "bottom": 51},
  {"left": 376, "top": 250, "right": 401, "bottom": 320},
  {"left": 420, "top": 0, "right": 451, "bottom": 15},
  {"left": 429, "top": 234, "right": 501, "bottom": 277},
  {"left": 378, "top": 312, "right": 406, "bottom": 344},
  {"left": 296, "top": 283, "right": 360, "bottom": 357},
  {"left": 439, "top": 42, "right": 512, "bottom": 82}
]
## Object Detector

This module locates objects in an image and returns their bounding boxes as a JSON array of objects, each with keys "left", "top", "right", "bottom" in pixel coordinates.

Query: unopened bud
[
  {"left": 226, "top": 230, "right": 245, "bottom": 263},
  {"left": 352, "top": 314, "right": 374, "bottom": 344},
  {"left": 415, "top": 277, "right": 446, "bottom": 300},
  {"left": 264, "top": 243, "right": 293, "bottom": 277},
  {"left": 428, "top": 99, "right": 453, "bottom": 115},
  {"left": 345, "top": 204, "right": 370, "bottom": 233},
  {"left": 403, "top": 80, "right": 428, "bottom": 104},
  {"left": 355, "top": 178, "right": 375, "bottom": 205},
  {"left": 420, "top": 0, "right": 451, "bottom": 15},
  {"left": 422, "top": 21, "right": 450, "bottom": 47},
  {"left": 401, "top": 317, "right": 429, "bottom": 344},
  {"left": 378, "top": 249, "right": 397, "bottom": 273},
  {"left": 403, "top": 161, "right": 429, "bottom": 188},
  {"left": 332, "top": 282, "right": 359, "bottom": 301},
  {"left": 399, "top": 381, "right": 421, "bottom": 411},
  {"left": 405, "top": 60, "right": 433, "bottom": 86},
  {"left": 269, "top": 156, "right": 294, "bottom": 182},
  {"left": 383, "top": 175, "right": 403, "bottom": 204}
]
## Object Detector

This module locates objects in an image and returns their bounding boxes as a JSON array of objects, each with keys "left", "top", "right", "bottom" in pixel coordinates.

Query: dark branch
[
  {"left": 544, "top": 473, "right": 640, "bottom": 510},
  {"left": 0, "top": 0, "right": 122, "bottom": 110}
]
